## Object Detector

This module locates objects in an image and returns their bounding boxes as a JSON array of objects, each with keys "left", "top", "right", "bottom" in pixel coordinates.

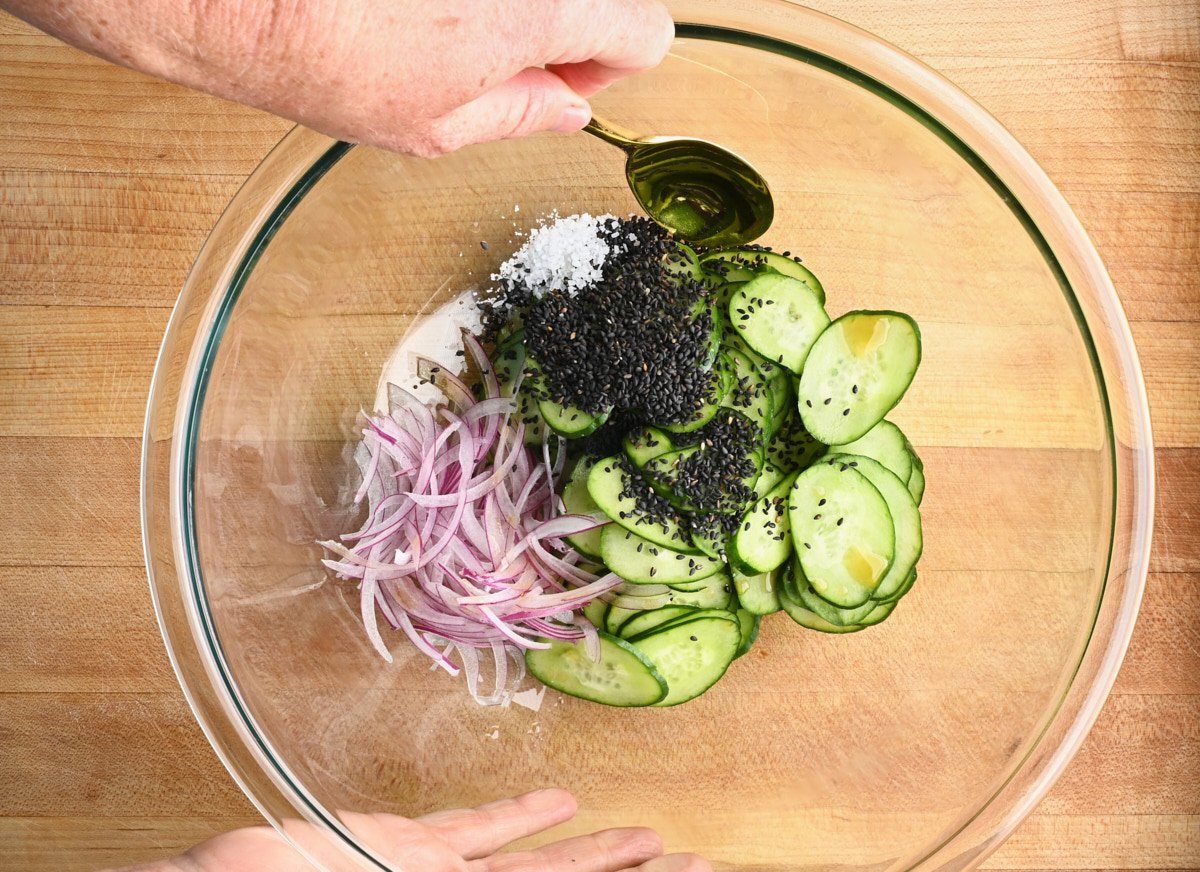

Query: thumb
[{"left": 426, "top": 67, "right": 590, "bottom": 154}]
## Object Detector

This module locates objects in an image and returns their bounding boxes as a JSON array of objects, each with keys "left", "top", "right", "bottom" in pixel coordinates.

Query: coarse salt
[{"left": 492, "top": 212, "right": 617, "bottom": 298}]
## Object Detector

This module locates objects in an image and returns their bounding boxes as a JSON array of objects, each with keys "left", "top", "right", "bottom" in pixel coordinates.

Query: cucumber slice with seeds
[
  {"left": 728, "top": 471, "right": 799, "bottom": 575},
  {"left": 561, "top": 457, "right": 607, "bottom": 559},
  {"left": 798, "top": 311, "right": 921, "bottom": 444},
  {"left": 618, "top": 605, "right": 702, "bottom": 640},
  {"left": 766, "top": 413, "right": 826, "bottom": 473},
  {"left": 826, "top": 420, "right": 912, "bottom": 483},
  {"left": 631, "top": 614, "right": 741, "bottom": 707},
  {"left": 732, "top": 566, "right": 782, "bottom": 616},
  {"left": 730, "top": 275, "right": 830, "bottom": 374},
  {"left": 908, "top": 458, "right": 926, "bottom": 505},
  {"left": 664, "top": 241, "right": 703, "bottom": 281},
  {"left": 721, "top": 348, "right": 774, "bottom": 431},
  {"left": 581, "top": 597, "right": 609, "bottom": 630},
  {"left": 689, "top": 514, "right": 727, "bottom": 560},
  {"left": 520, "top": 356, "right": 611, "bottom": 438},
  {"left": 665, "top": 572, "right": 735, "bottom": 610},
  {"left": 587, "top": 458, "right": 699, "bottom": 553},
  {"left": 526, "top": 634, "right": 668, "bottom": 707},
  {"left": 492, "top": 332, "right": 548, "bottom": 446},
  {"left": 604, "top": 606, "right": 641, "bottom": 635},
  {"left": 734, "top": 608, "right": 761, "bottom": 658},
  {"left": 538, "top": 396, "right": 609, "bottom": 438},
  {"left": 664, "top": 350, "right": 734, "bottom": 434},
  {"left": 873, "top": 569, "right": 917, "bottom": 604},
  {"left": 599, "top": 525, "right": 722, "bottom": 585},
  {"left": 789, "top": 459, "right": 895, "bottom": 608},
  {"left": 828, "top": 454, "right": 922, "bottom": 602},
  {"left": 780, "top": 585, "right": 866, "bottom": 634},
  {"left": 643, "top": 442, "right": 760, "bottom": 515},
  {"left": 700, "top": 249, "right": 826, "bottom": 304},
  {"left": 754, "top": 460, "right": 788, "bottom": 497},
  {"left": 793, "top": 561, "right": 877, "bottom": 626},
  {"left": 858, "top": 599, "right": 898, "bottom": 626},
  {"left": 624, "top": 426, "right": 675, "bottom": 469},
  {"left": 492, "top": 331, "right": 525, "bottom": 386}
]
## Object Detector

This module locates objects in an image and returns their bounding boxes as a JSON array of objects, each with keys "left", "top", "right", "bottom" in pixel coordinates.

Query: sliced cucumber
[
  {"left": 492, "top": 332, "right": 547, "bottom": 446},
  {"left": 765, "top": 414, "right": 825, "bottom": 473},
  {"left": 721, "top": 349, "right": 773, "bottom": 431},
  {"left": 631, "top": 614, "right": 741, "bottom": 707},
  {"left": 908, "top": 458, "right": 926, "bottom": 505},
  {"left": 734, "top": 608, "right": 761, "bottom": 658},
  {"left": 858, "top": 599, "right": 897, "bottom": 627},
  {"left": 664, "top": 241, "right": 703, "bottom": 281},
  {"left": 618, "top": 605, "right": 701, "bottom": 640},
  {"left": 698, "top": 301, "right": 723, "bottom": 372},
  {"left": 580, "top": 597, "right": 608, "bottom": 630},
  {"left": 779, "top": 583, "right": 866, "bottom": 634},
  {"left": 700, "top": 249, "right": 826, "bottom": 304},
  {"left": 561, "top": 457, "right": 606, "bottom": 559},
  {"left": 643, "top": 435, "right": 760, "bottom": 516},
  {"left": 797, "top": 311, "right": 921, "bottom": 444},
  {"left": 754, "top": 460, "right": 788, "bottom": 498},
  {"left": 729, "top": 275, "right": 830, "bottom": 374},
  {"left": 826, "top": 420, "right": 912, "bottom": 483},
  {"left": 665, "top": 572, "right": 734, "bottom": 610},
  {"left": 789, "top": 459, "right": 895, "bottom": 608},
  {"left": 874, "top": 569, "right": 917, "bottom": 604},
  {"left": 828, "top": 454, "right": 922, "bottom": 602},
  {"left": 766, "top": 370, "right": 794, "bottom": 437},
  {"left": 732, "top": 566, "right": 782, "bottom": 616},
  {"left": 599, "top": 525, "right": 722, "bottom": 585},
  {"left": 492, "top": 331, "right": 525, "bottom": 386},
  {"left": 538, "top": 396, "right": 609, "bottom": 438},
  {"left": 521, "top": 356, "right": 611, "bottom": 439},
  {"left": 793, "top": 563, "right": 877, "bottom": 626},
  {"left": 729, "top": 471, "right": 798, "bottom": 575},
  {"left": 689, "top": 513, "right": 729, "bottom": 560},
  {"left": 525, "top": 633, "right": 668, "bottom": 707},
  {"left": 604, "top": 605, "right": 640, "bottom": 635},
  {"left": 623, "top": 426, "right": 675, "bottom": 470},
  {"left": 664, "top": 355, "right": 732, "bottom": 434},
  {"left": 586, "top": 457, "right": 699, "bottom": 553}
]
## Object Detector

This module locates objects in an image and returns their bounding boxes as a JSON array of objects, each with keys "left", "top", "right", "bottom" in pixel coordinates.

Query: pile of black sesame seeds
[
  {"left": 666, "top": 412, "right": 761, "bottom": 513},
  {"left": 486, "top": 216, "right": 715, "bottom": 425}
]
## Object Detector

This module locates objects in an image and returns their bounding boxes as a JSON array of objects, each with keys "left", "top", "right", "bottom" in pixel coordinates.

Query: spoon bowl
[{"left": 584, "top": 118, "right": 774, "bottom": 247}]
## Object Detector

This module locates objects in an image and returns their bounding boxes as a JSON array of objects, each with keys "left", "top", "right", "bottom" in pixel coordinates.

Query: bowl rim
[{"left": 142, "top": 3, "right": 1155, "bottom": 869}]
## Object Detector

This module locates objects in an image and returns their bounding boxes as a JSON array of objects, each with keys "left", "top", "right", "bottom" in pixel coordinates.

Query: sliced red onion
[{"left": 322, "top": 340, "right": 621, "bottom": 707}]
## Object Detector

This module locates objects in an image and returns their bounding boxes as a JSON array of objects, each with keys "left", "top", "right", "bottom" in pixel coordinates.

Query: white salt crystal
[{"left": 492, "top": 212, "right": 617, "bottom": 299}]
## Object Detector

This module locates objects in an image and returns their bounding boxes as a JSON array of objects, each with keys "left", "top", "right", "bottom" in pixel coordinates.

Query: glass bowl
[{"left": 142, "top": 1, "right": 1154, "bottom": 869}]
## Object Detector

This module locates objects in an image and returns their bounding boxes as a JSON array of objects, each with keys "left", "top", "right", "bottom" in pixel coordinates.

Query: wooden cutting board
[{"left": 1, "top": 2, "right": 1197, "bottom": 869}]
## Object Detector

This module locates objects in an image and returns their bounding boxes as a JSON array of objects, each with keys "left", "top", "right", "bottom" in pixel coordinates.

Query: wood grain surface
[{"left": 1, "top": 2, "right": 1198, "bottom": 870}]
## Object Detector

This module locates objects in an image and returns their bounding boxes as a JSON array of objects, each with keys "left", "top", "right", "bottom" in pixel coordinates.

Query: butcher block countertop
[{"left": 1, "top": 2, "right": 1197, "bottom": 869}]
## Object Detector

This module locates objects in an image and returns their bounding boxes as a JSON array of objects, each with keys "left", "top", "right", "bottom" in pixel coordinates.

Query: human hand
[
  {"left": 109, "top": 789, "right": 710, "bottom": 872},
  {"left": 3, "top": 0, "right": 673, "bottom": 156}
]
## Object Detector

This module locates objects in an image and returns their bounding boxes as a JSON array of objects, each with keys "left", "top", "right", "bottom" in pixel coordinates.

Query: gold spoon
[{"left": 584, "top": 116, "right": 774, "bottom": 248}]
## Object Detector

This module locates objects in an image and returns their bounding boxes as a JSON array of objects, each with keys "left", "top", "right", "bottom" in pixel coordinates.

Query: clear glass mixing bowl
[{"left": 142, "top": 2, "right": 1154, "bottom": 869}]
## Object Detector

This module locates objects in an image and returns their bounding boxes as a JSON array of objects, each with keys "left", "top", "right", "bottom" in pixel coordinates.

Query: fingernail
[{"left": 555, "top": 104, "right": 592, "bottom": 133}]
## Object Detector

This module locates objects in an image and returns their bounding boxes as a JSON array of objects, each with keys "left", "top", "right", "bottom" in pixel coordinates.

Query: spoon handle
[{"left": 583, "top": 116, "right": 642, "bottom": 152}]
